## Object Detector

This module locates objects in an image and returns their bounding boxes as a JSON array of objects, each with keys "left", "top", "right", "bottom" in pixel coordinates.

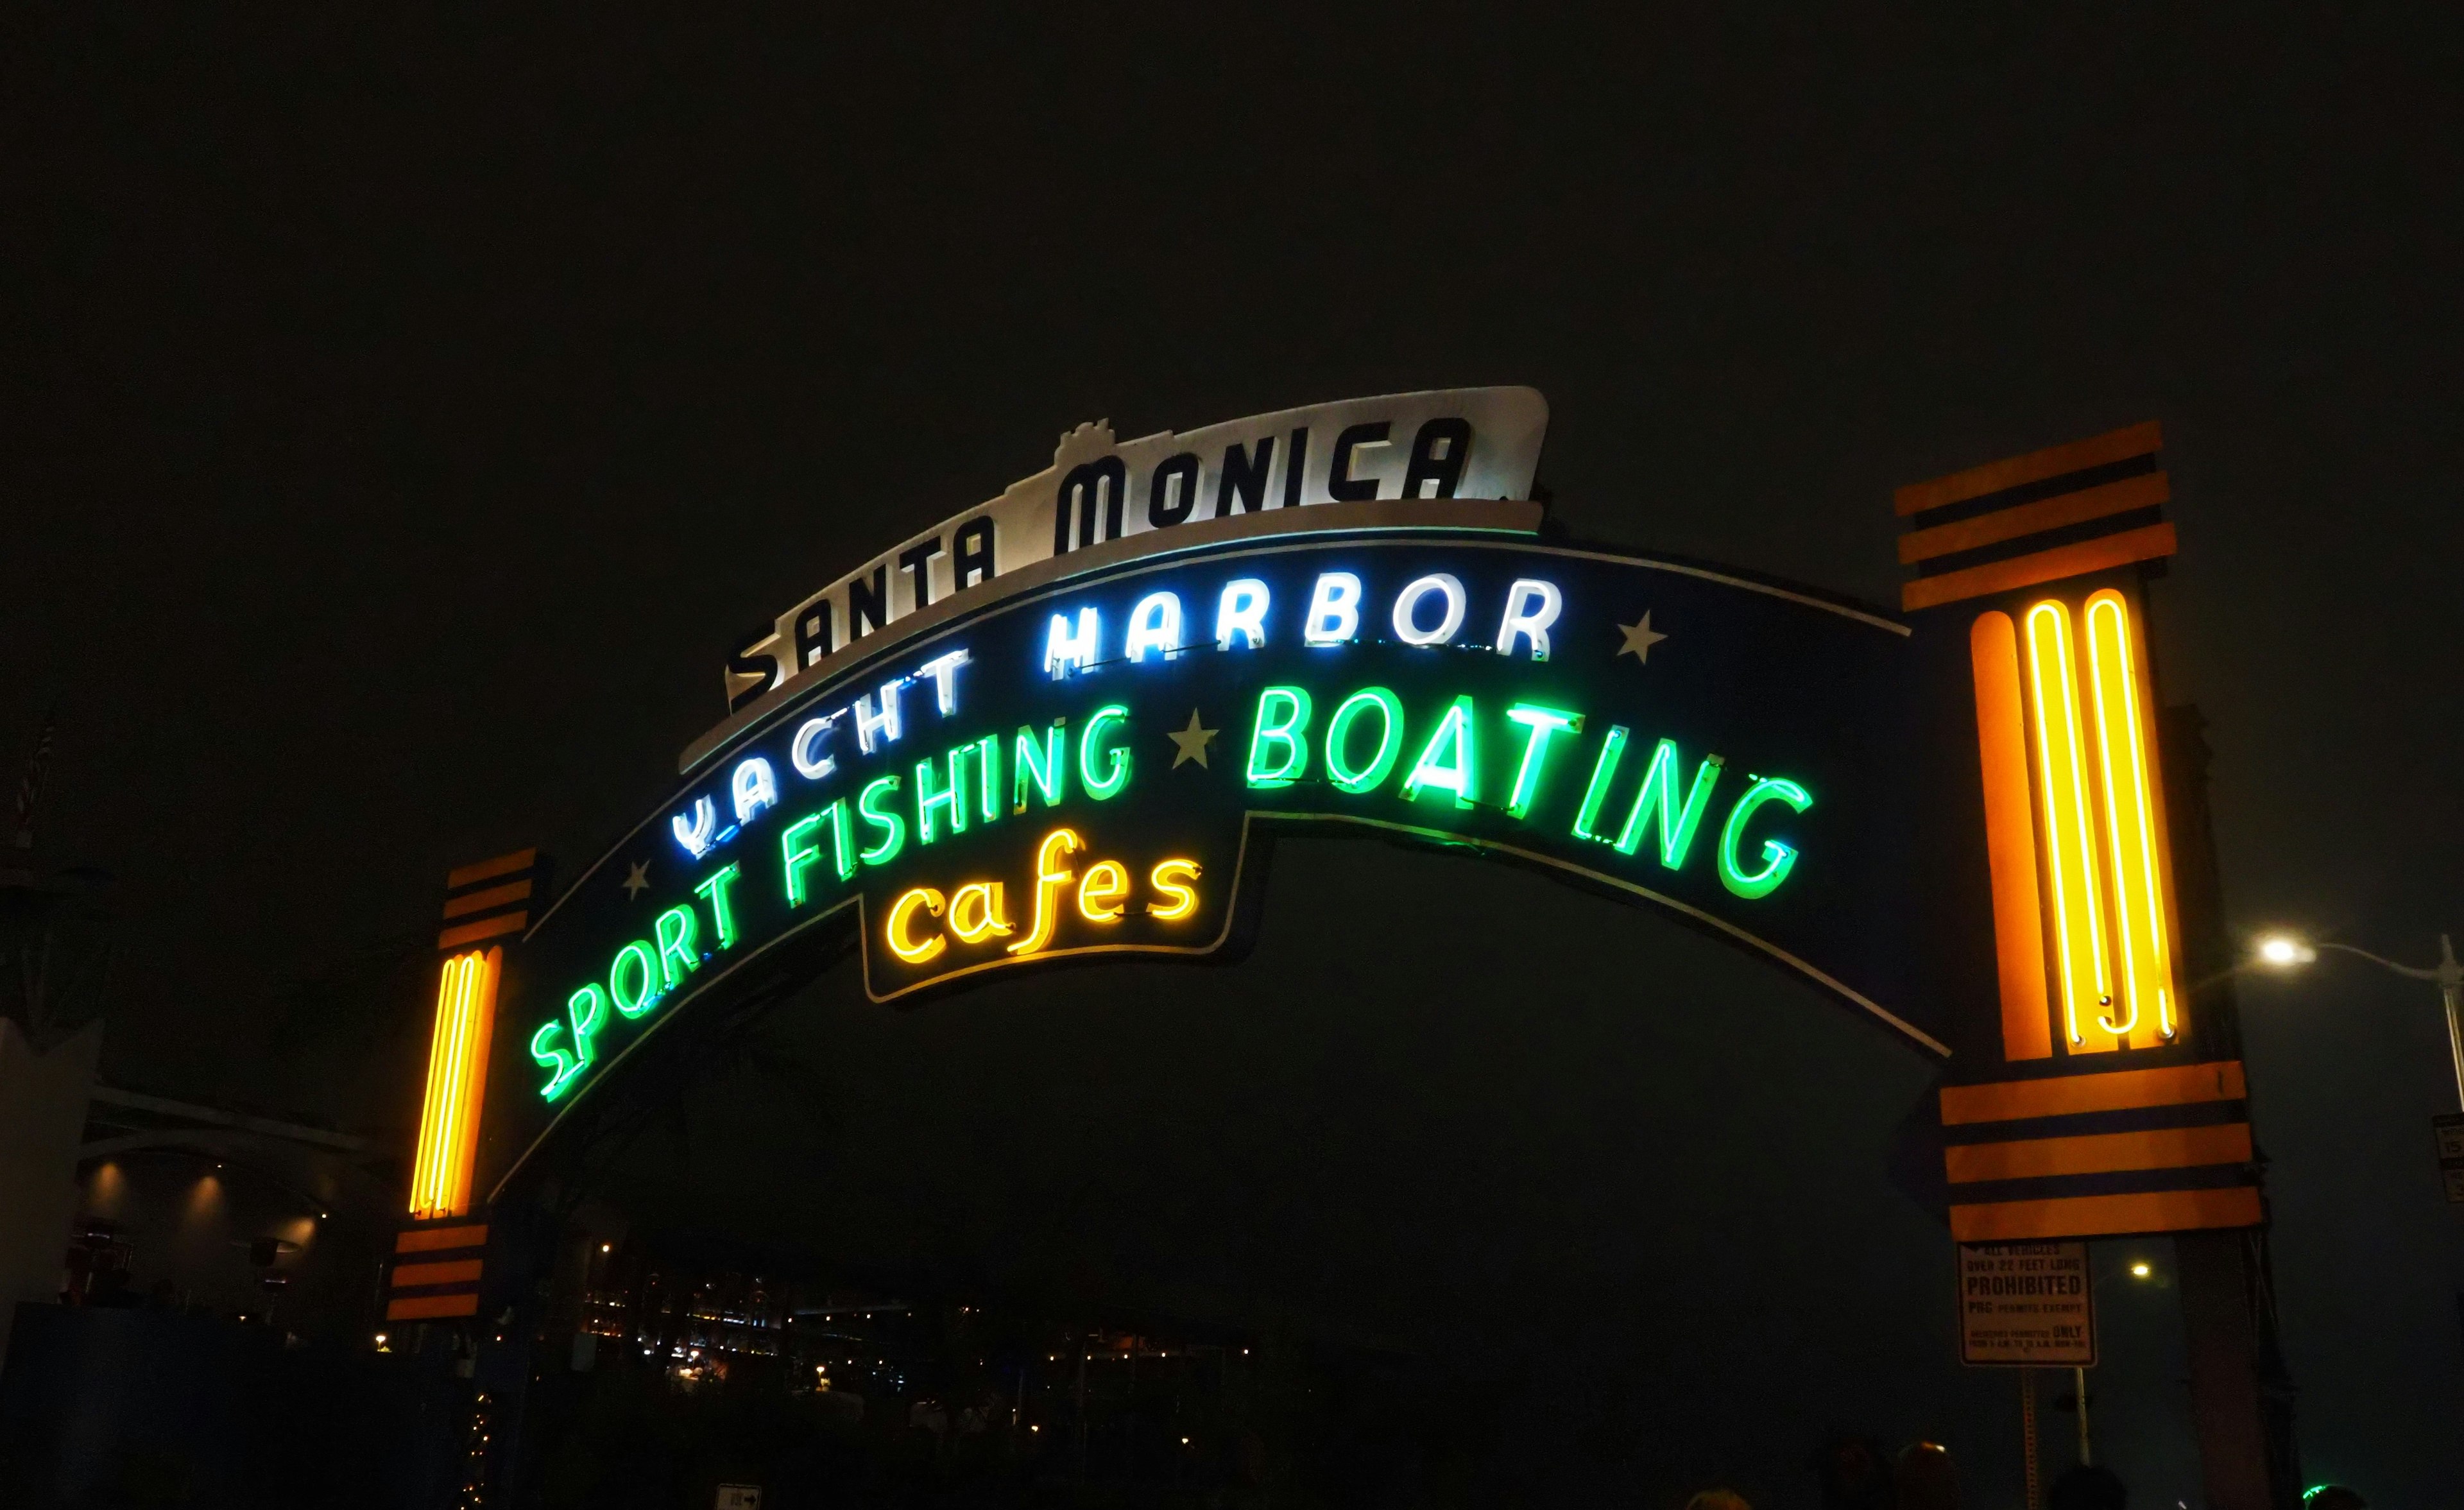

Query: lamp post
[{"left": 2255, "top": 932, "right": 2464, "bottom": 1111}]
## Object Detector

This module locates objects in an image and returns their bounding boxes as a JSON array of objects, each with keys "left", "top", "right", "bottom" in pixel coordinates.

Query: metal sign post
[{"left": 2021, "top": 1369, "right": 2041, "bottom": 1510}]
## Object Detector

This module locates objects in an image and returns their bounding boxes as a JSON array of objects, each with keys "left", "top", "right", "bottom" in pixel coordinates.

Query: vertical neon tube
[
  {"left": 446, "top": 948, "right": 497, "bottom": 1217},
  {"left": 2085, "top": 589, "right": 2180, "bottom": 1043},
  {"left": 2023, "top": 600, "right": 2112, "bottom": 1049},
  {"left": 410, "top": 948, "right": 497, "bottom": 1219},
  {"left": 409, "top": 954, "right": 454, "bottom": 1215},
  {"left": 1970, "top": 612, "right": 2053, "bottom": 1061},
  {"left": 1571, "top": 726, "right": 1630, "bottom": 842}
]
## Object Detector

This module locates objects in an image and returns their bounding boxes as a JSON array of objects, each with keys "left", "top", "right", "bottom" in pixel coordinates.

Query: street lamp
[{"left": 2254, "top": 931, "right": 2464, "bottom": 1109}]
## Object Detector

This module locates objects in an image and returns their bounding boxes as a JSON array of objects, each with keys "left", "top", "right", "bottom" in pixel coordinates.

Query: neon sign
[{"left": 517, "top": 518, "right": 1925, "bottom": 1119}]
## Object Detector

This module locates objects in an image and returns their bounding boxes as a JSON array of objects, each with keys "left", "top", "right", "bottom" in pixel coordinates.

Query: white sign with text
[{"left": 1957, "top": 1241, "right": 2096, "bottom": 1366}]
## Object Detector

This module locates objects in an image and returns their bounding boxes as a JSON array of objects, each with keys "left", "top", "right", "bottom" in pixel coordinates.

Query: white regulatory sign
[
  {"left": 1957, "top": 1241, "right": 2096, "bottom": 1367},
  {"left": 715, "top": 1486, "right": 762, "bottom": 1510}
]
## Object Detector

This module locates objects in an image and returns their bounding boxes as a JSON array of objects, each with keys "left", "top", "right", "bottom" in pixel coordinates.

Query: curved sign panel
[{"left": 488, "top": 498, "right": 1931, "bottom": 1197}]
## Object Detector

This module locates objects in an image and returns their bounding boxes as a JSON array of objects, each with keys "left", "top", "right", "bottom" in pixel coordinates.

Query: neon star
[
  {"left": 1167, "top": 708, "right": 1219, "bottom": 769},
  {"left": 621, "top": 861, "right": 650, "bottom": 899},
  {"left": 1617, "top": 612, "right": 1668, "bottom": 664}
]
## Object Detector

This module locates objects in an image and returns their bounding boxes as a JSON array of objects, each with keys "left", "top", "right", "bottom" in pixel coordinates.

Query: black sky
[{"left": 6, "top": 6, "right": 2462, "bottom": 1504}]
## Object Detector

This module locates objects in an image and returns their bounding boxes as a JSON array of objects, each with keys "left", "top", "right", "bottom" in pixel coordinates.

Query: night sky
[{"left": 8, "top": 8, "right": 2462, "bottom": 1505}]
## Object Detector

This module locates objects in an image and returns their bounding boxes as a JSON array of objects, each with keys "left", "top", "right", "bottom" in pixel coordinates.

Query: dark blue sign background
[{"left": 481, "top": 525, "right": 1926, "bottom": 1197}]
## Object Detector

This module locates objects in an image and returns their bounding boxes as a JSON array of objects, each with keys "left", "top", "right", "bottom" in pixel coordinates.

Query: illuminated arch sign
[{"left": 457, "top": 405, "right": 2262, "bottom": 1250}]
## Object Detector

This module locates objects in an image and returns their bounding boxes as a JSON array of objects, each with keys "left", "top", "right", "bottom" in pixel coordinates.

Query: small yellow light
[{"left": 2130, "top": 1261, "right": 2152, "bottom": 1279}]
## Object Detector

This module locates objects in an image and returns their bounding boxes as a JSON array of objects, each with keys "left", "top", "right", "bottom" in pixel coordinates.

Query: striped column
[{"left": 392, "top": 846, "right": 543, "bottom": 1322}]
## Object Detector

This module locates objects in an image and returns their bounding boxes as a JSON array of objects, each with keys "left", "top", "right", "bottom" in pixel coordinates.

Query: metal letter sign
[{"left": 1957, "top": 1242, "right": 2096, "bottom": 1366}]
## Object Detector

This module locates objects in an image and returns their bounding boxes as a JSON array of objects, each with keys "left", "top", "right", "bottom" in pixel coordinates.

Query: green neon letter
[
  {"left": 1613, "top": 742, "right": 1725, "bottom": 869},
  {"left": 822, "top": 799, "right": 856, "bottom": 880},
  {"left": 1718, "top": 776, "right": 1812, "bottom": 898},
  {"left": 857, "top": 775, "right": 906, "bottom": 866},
  {"left": 1014, "top": 721, "right": 1066, "bottom": 812},
  {"left": 1571, "top": 725, "right": 1630, "bottom": 842},
  {"left": 654, "top": 905, "right": 701, "bottom": 987},
  {"left": 1245, "top": 687, "right": 1313, "bottom": 788},
  {"left": 610, "top": 941, "right": 661, "bottom": 1019},
  {"left": 782, "top": 814, "right": 825, "bottom": 906},
  {"left": 972, "top": 735, "right": 1001, "bottom": 823},
  {"left": 568, "top": 982, "right": 610, "bottom": 1061},
  {"left": 1400, "top": 695, "right": 1479, "bottom": 809},
  {"left": 692, "top": 863, "right": 742, "bottom": 948},
  {"left": 1079, "top": 704, "right": 1132, "bottom": 800},
  {"left": 916, "top": 747, "right": 969, "bottom": 844},
  {"left": 531, "top": 1021, "right": 583, "bottom": 1101},
  {"left": 1323, "top": 687, "right": 1405, "bottom": 794},
  {"left": 1502, "top": 704, "right": 1582, "bottom": 819}
]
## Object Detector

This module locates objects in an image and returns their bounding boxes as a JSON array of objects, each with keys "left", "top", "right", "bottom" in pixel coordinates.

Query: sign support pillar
[
  {"left": 2071, "top": 1364, "right": 2091, "bottom": 1466},
  {"left": 2176, "top": 1230, "right": 2290, "bottom": 1510},
  {"left": 2021, "top": 1369, "right": 2039, "bottom": 1510}
]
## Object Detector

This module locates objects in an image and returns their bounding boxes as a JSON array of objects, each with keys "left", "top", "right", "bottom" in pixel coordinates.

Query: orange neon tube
[
  {"left": 449, "top": 948, "right": 499, "bottom": 1214},
  {"left": 2084, "top": 590, "right": 2179, "bottom": 1043},
  {"left": 2023, "top": 601, "right": 2112, "bottom": 1049},
  {"left": 1969, "top": 612, "right": 2052, "bottom": 1061}
]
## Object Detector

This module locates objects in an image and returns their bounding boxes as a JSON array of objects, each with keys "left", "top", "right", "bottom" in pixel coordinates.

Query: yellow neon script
[{"left": 882, "top": 828, "right": 1204, "bottom": 969}]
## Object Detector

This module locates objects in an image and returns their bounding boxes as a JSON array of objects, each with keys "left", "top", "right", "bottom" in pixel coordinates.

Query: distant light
[
  {"left": 1031, "top": 1424, "right": 1041, "bottom": 1433},
  {"left": 2257, "top": 936, "right": 2314, "bottom": 967},
  {"left": 601, "top": 1243, "right": 612, "bottom": 1253},
  {"left": 1181, "top": 1436, "right": 1191, "bottom": 1446},
  {"left": 2130, "top": 1261, "right": 2153, "bottom": 1279}
]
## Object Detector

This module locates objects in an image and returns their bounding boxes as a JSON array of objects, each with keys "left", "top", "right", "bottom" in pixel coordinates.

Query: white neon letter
[
  {"left": 1303, "top": 572, "right": 1363, "bottom": 646},
  {"left": 1495, "top": 578, "right": 1562, "bottom": 661},
  {"left": 730, "top": 757, "right": 778, "bottom": 825},
  {"left": 918, "top": 648, "right": 970, "bottom": 716},
  {"left": 1390, "top": 573, "right": 1467, "bottom": 647},
  {"left": 669, "top": 795, "right": 717, "bottom": 858},
  {"left": 790, "top": 714, "right": 839, "bottom": 781},
  {"left": 854, "top": 682, "right": 904, "bottom": 753},
  {"left": 1044, "top": 607, "right": 1101, "bottom": 677},
  {"left": 1215, "top": 579, "right": 1270, "bottom": 650},
  {"left": 1123, "top": 592, "right": 1184, "bottom": 663}
]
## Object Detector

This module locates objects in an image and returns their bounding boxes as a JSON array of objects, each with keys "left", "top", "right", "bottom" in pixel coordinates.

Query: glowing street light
[
  {"left": 2128, "top": 1261, "right": 2152, "bottom": 1280},
  {"left": 2255, "top": 931, "right": 2464, "bottom": 1109},
  {"left": 2255, "top": 936, "right": 2314, "bottom": 967}
]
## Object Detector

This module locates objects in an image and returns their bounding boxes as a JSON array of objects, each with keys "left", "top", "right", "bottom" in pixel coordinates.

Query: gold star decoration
[
  {"left": 1618, "top": 612, "right": 1669, "bottom": 664},
  {"left": 1167, "top": 708, "right": 1219, "bottom": 769},
  {"left": 621, "top": 860, "right": 650, "bottom": 898}
]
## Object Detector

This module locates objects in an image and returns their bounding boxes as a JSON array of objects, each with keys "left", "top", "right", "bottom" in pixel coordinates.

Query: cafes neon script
[{"left": 528, "top": 558, "right": 1829, "bottom": 1104}]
